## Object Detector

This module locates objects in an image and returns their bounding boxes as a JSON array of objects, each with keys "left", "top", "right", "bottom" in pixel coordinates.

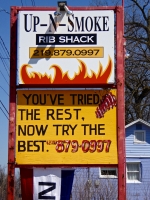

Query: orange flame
[{"left": 20, "top": 58, "right": 112, "bottom": 85}]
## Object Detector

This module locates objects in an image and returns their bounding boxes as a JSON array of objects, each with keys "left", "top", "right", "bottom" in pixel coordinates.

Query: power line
[
  {"left": 0, "top": 38, "right": 10, "bottom": 78},
  {"left": 20, "top": 0, "right": 24, "bottom": 6},
  {"left": 0, "top": 8, "right": 10, "bottom": 15},
  {"left": 0, "top": 36, "right": 10, "bottom": 58},
  {"left": 0, "top": 70, "right": 9, "bottom": 85},
  {"left": 0, "top": 107, "right": 8, "bottom": 119},
  {"left": 0, "top": 57, "right": 9, "bottom": 59},
  {"left": 0, "top": 45, "right": 9, "bottom": 61},
  {"left": 0, "top": 52, "right": 9, "bottom": 76},
  {"left": 0, "top": 37, "right": 10, "bottom": 80},
  {"left": 0, "top": 100, "right": 8, "bottom": 115},
  {"left": 0, "top": 100, "right": 8, "bottom": 120},
  {"left": 31, "top": 0, "right": 35, "bottom": 6},
  {"left": 0, "top": 37, "right": 10, "bottom": 73},
  {"left": 0, "top": 86, "right": 9, "bottom": 96}
]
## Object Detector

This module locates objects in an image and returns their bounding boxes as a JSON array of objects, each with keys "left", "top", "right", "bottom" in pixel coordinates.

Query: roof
[{"left": 125, "top": 119, "right": 150, "bottom": 129}]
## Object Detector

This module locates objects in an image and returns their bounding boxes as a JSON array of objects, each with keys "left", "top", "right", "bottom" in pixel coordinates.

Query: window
[
  {"left": 134, "top": 130, "right": 145, "bottom": 143},
  {"left": 99, "top": 168, "right": 117, "bottom": 178},
  {"left": 126, "top": 163, "right": 141, "bottom": 183}
]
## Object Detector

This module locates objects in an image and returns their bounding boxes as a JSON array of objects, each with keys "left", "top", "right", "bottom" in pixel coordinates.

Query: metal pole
[{"left": 7, "top": 6, "right": 17, "bottom": 200}]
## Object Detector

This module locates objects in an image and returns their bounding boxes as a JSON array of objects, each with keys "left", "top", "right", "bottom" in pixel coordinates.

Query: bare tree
[
  {"left": 0, "top": 166, "right": 7, "bottom": 200},
  {"left": 15, "top": 170, "right": 21, "bottom": 200},
  {"left": 71, "top": 168, "right": 118, "bottom": 200},
  {"left": 124, "top": 0, "right": 150, "bottom": 123},
  {"left": 0, "top": 166, "right": 21, "bottom": 200},
  {"left": 90, "top": 0, "right": 150, "bottom": 124},
  {"left": 89, "top": 0, "right": 121, "bottom": 6}
]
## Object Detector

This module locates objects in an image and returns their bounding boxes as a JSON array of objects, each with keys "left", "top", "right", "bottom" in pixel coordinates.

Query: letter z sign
[
  {"left": 33, "top": 168, "right": 61, "bottom": 200},
  {"left": 38, "top": 182, "right": 56, "bottom": 199}
]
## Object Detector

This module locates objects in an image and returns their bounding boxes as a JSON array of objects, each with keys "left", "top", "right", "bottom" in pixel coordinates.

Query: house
[
  {"left": 126, "top": 118, "right": 150, "bottom": 199},
  {"left": 71, "top": 119, "right": 150, "bottom": 200}
]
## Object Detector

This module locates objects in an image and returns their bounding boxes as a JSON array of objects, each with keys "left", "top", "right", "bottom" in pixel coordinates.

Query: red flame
[{"left": 20, "top": 58, "right": 112, "bottom": 84}]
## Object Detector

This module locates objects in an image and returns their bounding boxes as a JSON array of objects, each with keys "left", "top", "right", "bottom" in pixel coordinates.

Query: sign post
[
  {"left": 116, "top": 6, "right": 126, "bottom": 199},
  {"left": 7, "top": 7, "right": 17, "bottom": 200}
]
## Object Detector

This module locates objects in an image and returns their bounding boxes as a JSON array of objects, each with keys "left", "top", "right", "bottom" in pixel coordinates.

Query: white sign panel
[
  {"left": 17, "top": 10, "right": 114, "bottom": 85},
  {"left": 33, "top": 168, "right": 61, "bottom": 200}
]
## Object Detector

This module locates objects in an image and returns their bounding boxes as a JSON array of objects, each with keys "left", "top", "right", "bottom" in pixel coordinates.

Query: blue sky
[{"left": 0, "top": 0, "right": 123, "bottom": 167}]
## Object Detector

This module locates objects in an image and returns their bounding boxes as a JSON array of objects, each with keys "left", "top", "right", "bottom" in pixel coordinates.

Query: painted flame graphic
[{"left": 20, "top": 57, "right": 112, "bottom": 84}]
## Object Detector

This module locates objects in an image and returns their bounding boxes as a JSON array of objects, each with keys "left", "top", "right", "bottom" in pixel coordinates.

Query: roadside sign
[
  {"left": 17, "top": 10, "right": 114, "bottom": 85},
  {"left": 16, "top": 89, "right": 117, "bottom": 165},
  {"left": 9, "top": 5, "right": 126, "bottom": 200}
]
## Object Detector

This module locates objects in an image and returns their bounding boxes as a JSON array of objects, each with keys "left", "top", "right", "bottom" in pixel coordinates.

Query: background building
[{"left": 71, "top": 119, "right": 150, "bottom": 200}]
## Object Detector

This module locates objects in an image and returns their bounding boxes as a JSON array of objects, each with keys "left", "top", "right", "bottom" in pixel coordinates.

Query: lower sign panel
[
  {"left": 34, "top": 168, "right": 61, "bottom": 200},
  {"left": 16, "top": 90, "right": 118, "bottom": 165}
]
